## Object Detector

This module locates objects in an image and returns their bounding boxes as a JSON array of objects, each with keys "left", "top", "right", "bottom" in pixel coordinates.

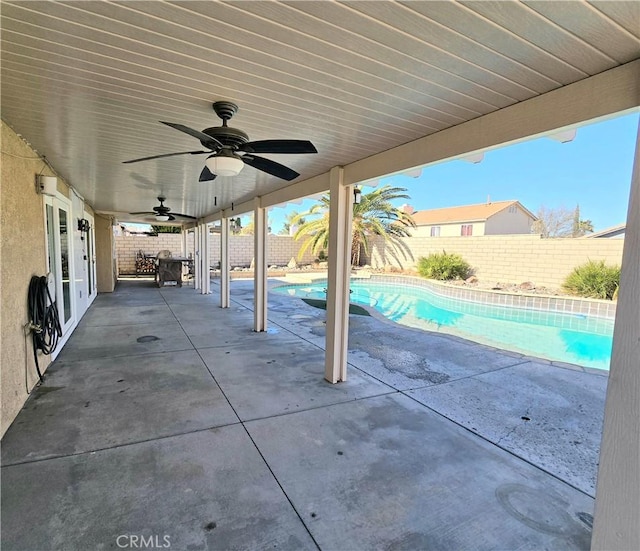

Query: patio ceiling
[{"left": 1, "top": 1, "right": 639, "bottom": 222}]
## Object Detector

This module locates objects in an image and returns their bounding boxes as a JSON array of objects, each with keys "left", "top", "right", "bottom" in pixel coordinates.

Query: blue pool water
[{"left": 273, "top": 280, "right": 614, "bottom": 370}]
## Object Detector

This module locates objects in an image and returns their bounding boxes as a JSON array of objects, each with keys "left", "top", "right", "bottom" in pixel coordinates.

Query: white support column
[
  {"left": 253, "top": 197, "right": 268, "bottom": 331},
  {"left": 194, "top": 224, "right": 201, "bottom": 291},
  {"left": 200, "top": 223, "right": 211, "bottom": 295},
  {"left": 325, "top": 166, "right": 352, "bottom": 383},
  {"left": 592, "top": 125, "right": 640, "bottom": 550},
  {"left": 198, "top": 223, "right": 205, "bottom": 292},
  {"left": 181, "top": 228, "right": 188, "bottom": 285},
  {"left": 220, "top": 215, "right": 230, "bottom": 308}
]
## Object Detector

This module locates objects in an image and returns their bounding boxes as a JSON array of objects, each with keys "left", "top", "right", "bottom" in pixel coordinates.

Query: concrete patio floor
[{"left": 1, "top": 277, "right": 607, "bottom": 550}]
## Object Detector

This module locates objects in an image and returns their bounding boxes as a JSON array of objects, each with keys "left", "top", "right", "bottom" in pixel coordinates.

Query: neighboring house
[
  {"left": 409, "top": 200, "right": 537, "bottom": 237},
  {"left": 585, "top": 223, "right": 626, "bottom": 239}
]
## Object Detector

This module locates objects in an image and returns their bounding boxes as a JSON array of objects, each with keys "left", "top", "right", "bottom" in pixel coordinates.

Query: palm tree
[
  {"left": 292, "top": 185, "right": 416, "bottom": 266},
  {"left": 279, "top": 210, "right": 306, "bottom": 235},
  {"left": 578, "top": 219, "right": 594, "bottom": 236}
]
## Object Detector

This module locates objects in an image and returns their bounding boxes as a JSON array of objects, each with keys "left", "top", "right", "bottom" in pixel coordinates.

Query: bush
[
  {"left": 417, "top": 251, "right": 471, "bottom": 281},
  {"left": 562, "top": 260, "right": 620, "bottom": 300}
]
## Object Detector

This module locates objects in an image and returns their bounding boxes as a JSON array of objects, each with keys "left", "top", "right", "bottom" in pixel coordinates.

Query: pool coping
[{"left": 281, "top": 272, "right": 617, "bottom": 320}]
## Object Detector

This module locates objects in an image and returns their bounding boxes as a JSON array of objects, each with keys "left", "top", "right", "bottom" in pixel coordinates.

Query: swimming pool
[{"left": 272, "top": 278, "right": 614, "bottom": 371}]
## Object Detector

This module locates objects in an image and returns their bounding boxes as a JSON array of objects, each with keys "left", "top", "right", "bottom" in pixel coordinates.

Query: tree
[
  {"left": 532, "top": 205, "right": 593, "bottom": 238},
  {"left": 292, "top": 185, "right": 416, "bottom": 266},
  {"left": 236, "top": 215, "right": 272, "bottom": 235},
  {"left": 279, "top": 210, "right": 306, "bottom": 235},
  {"left": 239, "top": 220, "right": 254, "bottom": 235},
  {"left": 577, "top": 219, "right": 594, "bottom": 236},
  {"left": 572, "top": 204, "right": 581, "bottom": 237},
  {"left": 150, "top": 225, "right": 181, "bottom": 234}
]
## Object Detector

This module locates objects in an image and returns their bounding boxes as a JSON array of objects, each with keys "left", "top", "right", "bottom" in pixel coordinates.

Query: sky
[{"left": 268, "top": 111, "right": 639, "bottom": 234}]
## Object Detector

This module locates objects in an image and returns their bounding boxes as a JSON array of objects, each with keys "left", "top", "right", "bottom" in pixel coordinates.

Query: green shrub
[
  {"left": 417, "top": 251, "right": 471, "bottom": 281},
  {"left": 562, "top": 260, "right": 620, "bottom": 300}
]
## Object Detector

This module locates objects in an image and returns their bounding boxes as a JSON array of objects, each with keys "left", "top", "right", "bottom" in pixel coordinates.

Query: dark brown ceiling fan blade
[
  {"left": 199, "top": 166, "right": 217, "bottom": 182},
  {"left": 239, "top": 140, "right": 317, "bottom": 154},
  {"left": 170, "top": 213, "right": 197, "bottom": 220},
  {"left": 123, "top": 150, "right": 210, "bottom": 164},
  {"left": 129, "top": 211, "right": 156, "bottom": 215},
  {"left": 160, "top": 122, "right": 223, "bottom": 150},
  {"left": 242, "top": 154, "right": 299, "bottom": 181}
]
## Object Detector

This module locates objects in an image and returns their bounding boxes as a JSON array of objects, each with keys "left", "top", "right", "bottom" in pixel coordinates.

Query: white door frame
[
  {"left": 43, "top": 193, "right": 76, "bottom": 342},
  {"left": 85, "top": 211, "right": 97, "bottom": 305}
]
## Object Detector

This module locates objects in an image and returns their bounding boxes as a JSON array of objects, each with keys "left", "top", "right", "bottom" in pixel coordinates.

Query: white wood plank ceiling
[{"left": 2, "top": 1, "right": 639, "bottom": 221}]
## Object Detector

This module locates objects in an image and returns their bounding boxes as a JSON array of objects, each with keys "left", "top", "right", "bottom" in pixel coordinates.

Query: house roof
[
  {"left": 585, "top": 223, "right": 626, "bottom": 238},
  {"left": 412, "top": 200, "right": 535, "bottom": 225}
]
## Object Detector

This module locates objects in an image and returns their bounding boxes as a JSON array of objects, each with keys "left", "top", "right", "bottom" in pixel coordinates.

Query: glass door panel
[{"left": 58, "top": 207, "right": 72, "bottom": 324}]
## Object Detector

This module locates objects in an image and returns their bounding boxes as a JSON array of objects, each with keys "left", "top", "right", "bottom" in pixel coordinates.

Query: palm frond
[{"left": 291, "top": 184, "right": 416, "bottom": 265}]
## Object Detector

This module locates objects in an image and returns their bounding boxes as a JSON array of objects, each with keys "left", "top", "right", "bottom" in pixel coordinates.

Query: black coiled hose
[{"left": 28, "top": 275, "right": 62, "bottom": 382}]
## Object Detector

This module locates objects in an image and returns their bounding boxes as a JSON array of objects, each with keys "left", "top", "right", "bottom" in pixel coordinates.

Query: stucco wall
[
  {"left": 1, "top": 122, "right": 52, "bottom": 436},
  {"left": 484, "top": 208, "right": 534, "bottom": 235},
  {"left": 366, "top": 234, "right": 625, "bottom": 289},
  {"left": 411, "top": 221, "right": 486, "bottom": 237},
  {"left": 116, "top": 234, "right": 316, "bottom": 274},
  {"left": 95, "top": 214, "right": 116, "bottom": 292}
]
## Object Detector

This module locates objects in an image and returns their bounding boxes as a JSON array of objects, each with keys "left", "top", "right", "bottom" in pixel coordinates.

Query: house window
[
  {"left": 430, "top": 226, "right": 441, "bottom": 237},
  {"left": 509, "top": 205, "right": 517, "bottom": 213},
  {"left": 461, "top": 224, "right": 473, "bottom": 236}
]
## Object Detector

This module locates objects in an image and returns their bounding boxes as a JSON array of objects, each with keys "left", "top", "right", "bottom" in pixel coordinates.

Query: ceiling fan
[
  {"left": 123, "top": 101, "right": 317, "bottom": 182},
  {"left": 130, "top": 196, "right": 196, "bottom": 222}
]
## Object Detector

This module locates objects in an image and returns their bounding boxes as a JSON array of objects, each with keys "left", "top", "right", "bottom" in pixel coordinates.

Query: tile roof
[{"left": 412, "top": 200, "right": 530, "bottom": 225}]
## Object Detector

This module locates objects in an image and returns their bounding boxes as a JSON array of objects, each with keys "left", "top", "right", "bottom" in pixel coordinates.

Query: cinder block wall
[
  {"left": 365, "top": 234, "right": 625, "bottom": 289},
  {"left": 116, "top": 234, "right": 316, "bottom": 274},
  {"left": 116, "top": 235, "right": 183, "bottom": 274}
]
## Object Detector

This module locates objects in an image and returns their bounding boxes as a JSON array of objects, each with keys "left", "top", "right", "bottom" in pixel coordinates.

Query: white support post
[
  {"left": 220, "top": 215, "right": 230, "bottom": 308},
  {"left": 592, "top": 124, "right": 640, "bottom": 550},
  {"left": 200, "top": 223, "right": 211, "bottom": 295},
  {"left": 324, "top": 166, "right": 352, "bottom": 383},
  {"left": 198, "top": 223, "right": 209, "bottom": 295},
  {"left": 198, "top": 223, "right": 205, "bottom": 292},
  {"left": 181, "top": 228, "right": 188, "bottom": 285},
  {"left": 253, "top": 197, "right": 268, "bottom": 331},
  {"left": 194, "top": 224, "right": 201, "bottom": 291}
]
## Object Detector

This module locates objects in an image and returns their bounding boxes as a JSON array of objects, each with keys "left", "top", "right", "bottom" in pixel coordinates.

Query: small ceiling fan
[
  {"left": 130, "top": 196, "right": 196, "bottom": 222},
  {"left": 123, "top": 101, "right": 317, "bottom": 182}
]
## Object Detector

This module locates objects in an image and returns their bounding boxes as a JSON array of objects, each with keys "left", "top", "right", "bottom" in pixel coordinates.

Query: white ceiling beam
[
  {"left": 343, "top": 60, "right": 640, "bottom": 185},
  {"left": 199, "top": 61, "right": 637, "bottom": 220},
  {"left": 260, "top": 172, "right": 331, "bottom": 209}
]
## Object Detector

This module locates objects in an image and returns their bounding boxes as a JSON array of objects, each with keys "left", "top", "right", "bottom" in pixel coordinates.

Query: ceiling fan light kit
[
  {"left": 205, "top": 153, "right": 244, "bottom": 177},
  {"left": 123, "top": 101, "right": 317, "bottom": 183}
]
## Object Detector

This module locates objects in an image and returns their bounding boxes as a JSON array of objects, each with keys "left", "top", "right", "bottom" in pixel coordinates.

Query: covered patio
[
  {"left": 1, "top": 278, "right": 606, "bottom": 549},
  {"left": 1, "top": 2, "right": 639, "bottom": 549}
]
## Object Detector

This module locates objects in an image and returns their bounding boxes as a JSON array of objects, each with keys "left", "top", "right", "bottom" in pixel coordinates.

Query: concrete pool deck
[{"left": 1, "top": 277, "right": 607, "bottom": 550}]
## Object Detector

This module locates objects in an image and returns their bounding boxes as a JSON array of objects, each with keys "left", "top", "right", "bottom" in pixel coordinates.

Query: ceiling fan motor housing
[
  {"left": 201, "top": 126, "right": 249, "bottom": 149},
  {"left": 200, "top": 101, "right": 250, "bottom": 149}
]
